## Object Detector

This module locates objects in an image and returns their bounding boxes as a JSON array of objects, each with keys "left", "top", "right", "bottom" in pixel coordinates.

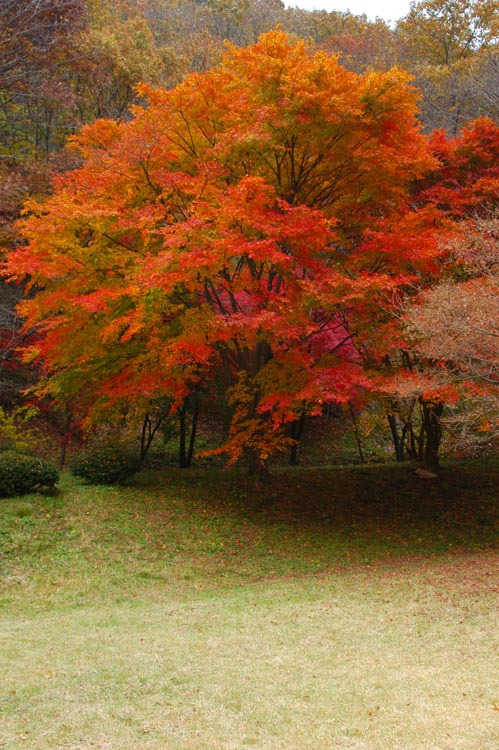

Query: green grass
[{"left": 0, "top": 461, "right": 498, "bottom": 748}]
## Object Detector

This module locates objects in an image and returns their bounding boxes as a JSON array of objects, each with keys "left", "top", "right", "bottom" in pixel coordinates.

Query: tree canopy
[{"left": 6, "top": 30, "right": 446, "bottom": 470}]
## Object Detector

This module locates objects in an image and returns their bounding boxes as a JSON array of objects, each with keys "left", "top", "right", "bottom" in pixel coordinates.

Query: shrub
[
  {"left": 70, "top": 445, "right": 141, "bottom": 485},
  {"left": 0, "top": 452, "right": 59, "bottom": 497}
]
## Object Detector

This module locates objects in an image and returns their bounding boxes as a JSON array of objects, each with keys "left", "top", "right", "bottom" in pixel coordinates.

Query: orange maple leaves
[{"left": 5, "top": 31, "right": 447, "bottom": 464}]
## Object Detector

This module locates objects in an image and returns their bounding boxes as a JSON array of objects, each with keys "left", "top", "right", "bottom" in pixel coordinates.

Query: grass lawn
[{"left": 0, "top": 461, "right": 498, "bottom": 749}]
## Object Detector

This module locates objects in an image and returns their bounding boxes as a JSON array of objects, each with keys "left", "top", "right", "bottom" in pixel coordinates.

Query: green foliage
[
  {"left": 0, "top": 406, "right": 45, "bottom": 455},
  {"left": 0, "top": 451, "right": 58, "bottom": 497},
  {"left": 70, "top": 445, "right": 141, "bottom": 485}
]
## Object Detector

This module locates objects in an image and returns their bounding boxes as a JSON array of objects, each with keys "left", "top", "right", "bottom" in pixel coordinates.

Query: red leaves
[
  {"left": 3, "top": 31, "right": 451, "bottom": 462},
  {"left": 422, "top": 118, "right": 499, "bottom": 216}
]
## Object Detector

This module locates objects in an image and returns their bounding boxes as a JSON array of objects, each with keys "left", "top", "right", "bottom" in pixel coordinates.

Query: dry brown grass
[
  {"left": 1, "top": 552, "right": 498, "bottom": 749},
  {"left": 0, "top": 464, "right": 497, "bottom": 749}
]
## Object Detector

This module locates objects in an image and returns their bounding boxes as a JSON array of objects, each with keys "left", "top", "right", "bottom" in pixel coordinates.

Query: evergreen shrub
[
  {"left": 0, "top": 452, "right": 59, "bottom": 496},
  {"left": 70, "top": 445, "right": 140, "bottom": 485}
]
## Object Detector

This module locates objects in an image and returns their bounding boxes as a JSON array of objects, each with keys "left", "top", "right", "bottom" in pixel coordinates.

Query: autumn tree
[
  {"left": 71, "top": 2, "right": 165, "bottom": 122},
  {"left": 405, "top": 213, "right": 499, "bottom": 451},
  {"left": 0, "top": 0, "right": 86, "bottom": 91},
  {"left": 467, "top": 48, "right": 499, "bottom": 120},
  {"left": 322, "top": 20, "right": 397, "bottom": 74},
  {"left": 397, "top": 0, "right": 498, "bottom": 67},
  {"left": 386, "top": 117, "right": 499, "bottom": 465},
  {"left": 419, "top": 116, "right": 499, "bottom": 216},
  {"left": 0, "top": 0, "right": 169, "bottom": 405},
  {"left": 6, "top": 31, "right": 441, "bottom": 476},
  {"left": 396, "top": 0, "right": 499, "bottom": 131},
  {"left": 0, "top": 0, "right": 88, "bottom": 161},
  {"left": 0, "top": 2, "right": 87, "bottom": 404}
]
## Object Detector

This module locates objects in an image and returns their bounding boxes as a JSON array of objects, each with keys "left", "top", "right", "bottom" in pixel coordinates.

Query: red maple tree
[{"left": 6, "top": 31, "right": 443, "bottom": 473}]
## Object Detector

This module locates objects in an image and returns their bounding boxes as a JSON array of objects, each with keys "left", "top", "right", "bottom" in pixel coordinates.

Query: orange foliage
[{"left": 5, "top": 31, "right": 444, "bottom": 465}]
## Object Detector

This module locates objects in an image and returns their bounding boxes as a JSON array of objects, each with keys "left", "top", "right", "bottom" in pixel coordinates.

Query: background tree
[
  {"left": 419, "top": 116, "right": 499, "bottom": 215},
  {"left": 0, "top": 0, "right": 166, "bottom": 405},
  {"left": 322, "top": 20, "right": 396, "bottom": 73},
  {"left": 405, "top": 213, "right": 499, "bottom": 451},
  {"left": 467, "top": 49, "right": 499, "bottom": 120},
  {"left": 396, "top": 0, "right": 499, "bottom": 132}
]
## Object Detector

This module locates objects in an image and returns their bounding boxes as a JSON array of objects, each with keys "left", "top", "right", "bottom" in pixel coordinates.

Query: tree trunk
[
  {"left": 289, "top": 412, "right": 306, "bottom": 465},
  {"left": 422, "top": 400, "right": 444, "bottom": 471},
  {"left": 387, "top": 414, "right": 405, "bottom": 462},
  {"left": 247, "top": 449, "right": 270, "bottom": 483},
  {"left": 179, "top": 405, "right": 187, "bottom": 468},
  {"left": 140, "top": 412, "right": 152, "bottom": 463},
  {"left": 139, "top": 407, "right": 170, "bottom": 463},
  {"left": 59, "top": 411, "right": 73, "bottom": 470},
  {"left": 349, "top": 403, "right": 365, "bottom": 464},
  {"left": 186, "top": 397, "right": 199, "bottom": 468},
  {"left": 178, "top": 396, "right": 200, "bottom": 468}
]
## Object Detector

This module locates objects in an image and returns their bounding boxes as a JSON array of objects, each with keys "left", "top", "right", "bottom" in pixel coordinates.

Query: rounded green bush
[
  {"left": 0, "top": 451, "right": 59, "bottom": 497},
  {"left": 70, "top": 445, "right": 140, "bottom": 485}
]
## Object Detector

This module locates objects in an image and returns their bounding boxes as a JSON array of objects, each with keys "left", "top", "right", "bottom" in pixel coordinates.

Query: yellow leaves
[
  {"left": 223, "top": 29, "right": 297, "bottom": 84},
  {"left": 74, "top": 11, "right": 164, "bottom": 89},
  {"left": 397, "top": 0, "right": 499, "bottom": 67},
  {"left": 54, "top": 30, "right": 434, "bottom": 237},
  {"left": 218, "top": 370, "right": 294, "bottom": 466},
  {"left": 479, "top": 418, "right": 492, "bottom": 433},
  {"left": 252, "top": 29, "right": 299, "bottom": 60},
  {"left": 21, "top": 346, "right": 41, "bottom": 365}
]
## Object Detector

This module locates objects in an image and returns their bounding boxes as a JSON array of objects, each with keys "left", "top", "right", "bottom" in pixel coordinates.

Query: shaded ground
[{"left": 1, "top": 460, "right": 498, "bottom": 611}]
